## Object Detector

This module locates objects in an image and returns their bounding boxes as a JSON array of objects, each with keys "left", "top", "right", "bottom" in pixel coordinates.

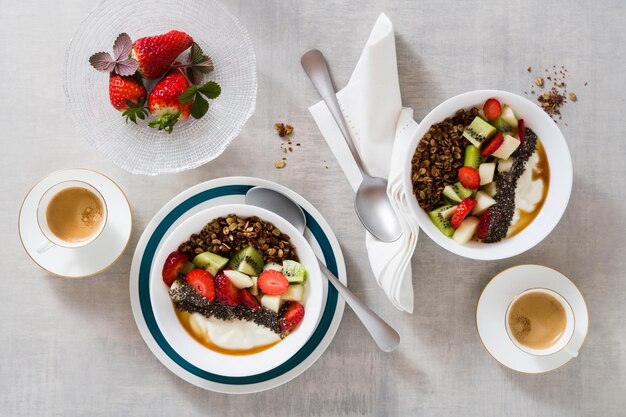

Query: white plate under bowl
[
  {"left": 401, "top": 90, "right": 572, "bottom": 260},
  {"left": 18, "top": 169, "right": 132, "bottom": 278},
  {"left": 476, "top": 264, "right": 588, "bottom": 373},
  {"left": 152, "top": 204, "right": 324, "bottom": 377},
  {"left": 129, "top": 177, "right": 346, "bottom": 393}
]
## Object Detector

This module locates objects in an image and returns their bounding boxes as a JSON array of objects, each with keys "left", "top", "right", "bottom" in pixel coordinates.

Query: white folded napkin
[{"left": 309, "top": 13, "right": 420, "bottom": 313}]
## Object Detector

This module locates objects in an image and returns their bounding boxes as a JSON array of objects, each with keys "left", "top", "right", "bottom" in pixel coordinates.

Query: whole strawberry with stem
[
  {"left": 109, "top": 74, "right": 148, "bottom": 123},
  {"left": 148, "top": 67, "right": 191, "bottom": 133},
  {"left": 131, "top": 30, "right": 193, "bottom": 80}
]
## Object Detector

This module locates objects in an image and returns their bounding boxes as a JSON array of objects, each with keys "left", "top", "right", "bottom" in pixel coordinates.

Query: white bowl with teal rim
[
  {"left": 151, "top": 203, "right": 323, "bottom": 377},
  {"left": 402, "top": 90, "right": 573, "bottom": 260}
]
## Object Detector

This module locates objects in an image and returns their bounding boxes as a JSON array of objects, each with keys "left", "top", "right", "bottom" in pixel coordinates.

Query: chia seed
[
  {"left": 170, "top": 279, "right": 283, "bottom": 335},
  {"left": 484, "top": 128, "right": 538, "bottom": 243}
]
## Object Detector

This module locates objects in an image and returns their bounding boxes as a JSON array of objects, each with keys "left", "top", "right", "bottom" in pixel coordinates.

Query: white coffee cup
[
  {"left": 505, "top": 288, "right": 578, "bottom": 357},
  {"left": 36, "top": 180, "right": 108, "bottom": 253}
]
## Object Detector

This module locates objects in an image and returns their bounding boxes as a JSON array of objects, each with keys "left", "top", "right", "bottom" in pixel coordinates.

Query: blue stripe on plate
[{"left": 138, "top": 185, "right": 339, "bottom": 385}]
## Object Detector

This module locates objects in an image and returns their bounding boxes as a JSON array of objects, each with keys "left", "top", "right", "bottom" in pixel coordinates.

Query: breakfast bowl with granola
[
  {"left": 401, "top": 90, "right": 572, "bottom": 260},
  {"left": 150, "top": 204, "right": 323, "bottom": 377}
]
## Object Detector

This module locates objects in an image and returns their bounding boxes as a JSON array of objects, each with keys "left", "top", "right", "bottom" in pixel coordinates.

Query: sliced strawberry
[
  {"left": 257, "top": 270, "right": 289, "bottom": 295},
  {"left": 517, "top": 119, "right": 526, "bottom": 143},
  {"left": 481, "top": 133, "right": 504, "bottom": 156},
  {"left": 279, "top": 301, "right": 305, "bottom": 333},
  {"left": 458, "top": 166, "right": 480, "bottom": 190},
  {"left": 483, "top": 98, "right": 501, "bottom": 121},
  {"left": 185, "top": 269, "right": 215, "bottom": 301},
  {"left": 451, "top": 198, "right": 477, "bottom": 229},
  {"left": 162, "top": 251, "right": 189, "bottom": 287},
  {"left": 477, "top": 208, "right": 502, "bottom": 240},
  {"left": 239, "top": 289, "right": 261, "bottom": 311},
  {"left": 214, "top": 272, "right": 239, "bottom": 306}
]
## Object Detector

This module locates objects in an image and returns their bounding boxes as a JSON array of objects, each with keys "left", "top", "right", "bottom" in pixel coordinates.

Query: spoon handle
[
  {"left": 318, "top": 259, "right": 400, "bottom": 352},
  {"left": 301, "top": 49, "right": 368, "bottom": 177}
]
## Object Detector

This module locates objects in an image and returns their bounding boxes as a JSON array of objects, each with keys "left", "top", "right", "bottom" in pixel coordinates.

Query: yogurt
[
  {"left": 510, "top": 151, "right": 544, "bottom": 227},
  {"left": 187, "top": 313, "right": 280, "bottom": 350}
]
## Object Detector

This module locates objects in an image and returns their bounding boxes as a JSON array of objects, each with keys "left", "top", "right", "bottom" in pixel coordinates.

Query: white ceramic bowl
[
  {"left": 150, "top": 204, "right": 323, "bottom": 377},
  {"left": 402, "top": 90, "right": 572, "bottom": 260}
]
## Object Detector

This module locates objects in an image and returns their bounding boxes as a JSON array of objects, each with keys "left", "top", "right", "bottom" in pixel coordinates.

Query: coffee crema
[
  {"left": 45, "top": 187, "right": 104, "bottom": 243},
  {"left": 507, "top": 291, "right": 566, "bottom": 350}
]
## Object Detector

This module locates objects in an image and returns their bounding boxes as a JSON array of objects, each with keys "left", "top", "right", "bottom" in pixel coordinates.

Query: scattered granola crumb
[
  {"left": 274, "top": 160, "right": 286, "bottom": 169},
  {"left": 274, "top": 123, "right": 294, "bottom": 138},
  {"left": 534, "top": 77, "right": 545, "bottom": 87},
  {"left": 568, "top": 92, "right": 577, "bottom": 102},
  {"left": 584, "top": 82, "right": 588, "bottom": 86},
  {"left": 527, "top": 65, "right": 578, "bottom": 122},
  {"left": 527, "top": 66, "right": 532, "bottom": 72}
]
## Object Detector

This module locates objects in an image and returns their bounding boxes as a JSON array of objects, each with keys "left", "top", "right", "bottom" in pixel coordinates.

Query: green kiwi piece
[
  {"left": 429, "top": 205, "right": 456, "bottom": 237},
  {"left": 491, "top": 116, "right": 512, "bottom": 133},
  {"left": 228, "top": 246, "right": 265, "bottom": 276},
  {"left": 180, "top": 261, "right": 196, "bottom": 275},
  {"left": 192, "top": 251, "right": 229, "bottom": 276},
  {"left": 463, "top": 117, "right": 496, "bottom": 148},
  {"left": 281, "top": 260, "right": 307, "bottom": 283},
  {"left": 464, "top": 145, "right": 481, "bottom": 169},
  {"left": 452, "top": 182, "right": 473, "bottom": 199},
  {"left": 443, "top": 185, "right": 462, "bottom": 203}
]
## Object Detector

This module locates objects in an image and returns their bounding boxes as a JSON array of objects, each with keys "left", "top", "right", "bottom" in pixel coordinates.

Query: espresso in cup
[
  {"left": 505, "top": 288, "right": 577, "bottom": 356},
  {"left": 37, "top": 181, "right": 107, "bottom": 251},
  {"left": 46, "top": 186, "right": 104, "bottom": 243},
  {"left": 507, "top": 291, "right": 566, "bottom": 350}
]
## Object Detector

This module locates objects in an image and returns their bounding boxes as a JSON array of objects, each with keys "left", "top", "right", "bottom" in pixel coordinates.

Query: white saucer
[
  {"left": 19, "top": 169, "right": 132, "bottom": 278},
  {"left": 476, "top": 264, "right": 588, "bottom": 373}
]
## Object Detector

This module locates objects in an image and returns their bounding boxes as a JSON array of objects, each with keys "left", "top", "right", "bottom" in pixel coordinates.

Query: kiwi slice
[
  {"left": 281, "top": 260, "right": 307, "bottom": 283},
  {"left": 463, "top": 117, "right": 496, "bottom": 148},
  {"left": 464, "top": 145, "right": 481, "bottom": 169},
  {"left": 491, "top": 116, "right": 512, "bottom": 133},
  {"left": 228, "top": 246, "right": 264, "bottom": 276},
  {"left": 180, "top": 261, "right": 195, "bottom": 275},
  {"left": 429, "top": 205, "right": 456, "bottom": 237},
  {"left": 192, "top": 251, "right": 229, "bottom": 276},
  {"left": 443, "top": 182, "right": 472, "bottom": 203}
]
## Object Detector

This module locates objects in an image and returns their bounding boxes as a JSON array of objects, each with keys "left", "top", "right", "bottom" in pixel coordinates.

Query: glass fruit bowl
[{"left": 64, "top": 0, "right": 257, "bottom": 175}]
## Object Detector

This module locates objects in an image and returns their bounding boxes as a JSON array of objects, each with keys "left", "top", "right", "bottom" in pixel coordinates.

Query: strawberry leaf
[
  {"left": 185, "top": 42, "right": 214, "bottom": 84},
  {"left": 89, "top": 33, "right": 138, "bottom": 76},
  {"left": 178, "top": 86, "right": 197, "bottom": 104},
  {"left": 197, "top": 81, "right": 221, "bottom": 99},
  {"left": 190, "top": 95, "right": 209, "bottom": 119}
]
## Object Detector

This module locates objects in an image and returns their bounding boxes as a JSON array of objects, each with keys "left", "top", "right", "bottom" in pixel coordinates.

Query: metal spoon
[
  {"left": 246, "top": 186, "right": 400, "bottom": 352},
  {"left": 301, "top": 49, "right": 402, "bottom": 242}
]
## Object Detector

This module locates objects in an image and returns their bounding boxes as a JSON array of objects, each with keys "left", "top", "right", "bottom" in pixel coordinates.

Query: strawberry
[
  {"left": 148, "top": 67, "right": 191, "bottom": 133},
  {"left": 162, "top": 251, "right": 189, "bottom": 287},
  {"left": 239, "top": 289, "right": 261, "bottom": 311},
  {"left": 481, "top": 132, "right": 504, "bottom": 156},
  {"left": 483, "top": 98, "right": 501, "bottom": 121},
  {"left": 450, "top": 198, "right": 477, "bottom": 229},
  {"left": 214, "top": 271, "right": 239, "bottom": 306},
  {"left": 185, "top": 269, "right": 215, "bottom": 301},
  {"left": 279, "top": 301, "right": 305, "bottom": 333},
  {"left": 517, "top": 119, "right": 526, "bottom": 143},
  {"left": 257, "top": 270, "right": 289, "bottom": 295},
  {"left": 131, "top": 30, "right": 193, "bottom": 80},
  {"left": 109, "top": 74, "right": 148, "bottom": 123},
  {"left": 458, "top": 166, "right": 480, "bottom": 190},
  {"left": 476, "top": 208, "right": 500, "bottom": 240}
]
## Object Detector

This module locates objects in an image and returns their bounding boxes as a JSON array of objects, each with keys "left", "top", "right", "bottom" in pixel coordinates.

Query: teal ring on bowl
[{"left": 138, "top": 185, "right": 338, "bottom": 384}]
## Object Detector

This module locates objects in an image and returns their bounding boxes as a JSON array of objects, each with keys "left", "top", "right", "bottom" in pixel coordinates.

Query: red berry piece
[
  {"left": 481, "top": 133, "right": 504, "bottom": 156},
  {"left": 214, "top": 272, "right": 240, "bottom": 306},
  {"left": 239, "top": 289, "right": 261, "bottom": 311},
  {"left": 162, "top": 251, "right": 189, "bottom": 287},
  {"left": 132, "top": 30, "right": 193, "bottom": 80},
  {"left": 279, "top": 301, "right": 305, "bottom": 333},
  {"left": 185, "top": 269, "right": 215, "bottom": 301},
  {"left": 483, "top": 98, "right": 501, "bottom": 121},
  {"left": 477, "top": 208, "right": 502, "bottom": 240},
  {"left": 458, "top": 166, "right": 480, "bottom": 190},
  {"left": 257, "top": 270, "right": 289, "bottom": 295},
  {"left": 517, "top": 119, "right": 526, "bottom": 143},
  {"left": 450, "top": 198, "right": 477, "bottom": 229}
]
